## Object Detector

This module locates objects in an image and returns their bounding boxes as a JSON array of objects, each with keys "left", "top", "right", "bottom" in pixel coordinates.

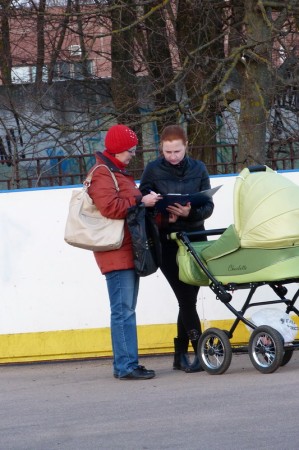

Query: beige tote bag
[{"left": 64, "top": 165, "right": 124, "bottom": 251}]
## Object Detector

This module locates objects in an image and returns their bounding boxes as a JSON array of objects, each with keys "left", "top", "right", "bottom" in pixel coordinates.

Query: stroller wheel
[
  {"left": 198, "top": 328, "right": 232, "bottom": 375},
  {"left": 281, "top": 347, "right": 294, "bottom": 367},
  {"left": 248, "top": 325, "right": 284, "bottom": 374}
]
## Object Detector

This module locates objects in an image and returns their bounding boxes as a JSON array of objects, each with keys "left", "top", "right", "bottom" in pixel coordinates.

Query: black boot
[
  {"left": 185, "top": 330, "right": 204, "bottom": 373},
  {"left": 173, "top": 337, "right": 190, "bottom": 371},
  {"left": 185, "top": 354, "right": 203, "bottom": 373}
]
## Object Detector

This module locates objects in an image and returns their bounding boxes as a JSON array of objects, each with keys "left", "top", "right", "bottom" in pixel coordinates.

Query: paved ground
[{"left": 1, "top": 352, "right": 299, "bottom": 450}]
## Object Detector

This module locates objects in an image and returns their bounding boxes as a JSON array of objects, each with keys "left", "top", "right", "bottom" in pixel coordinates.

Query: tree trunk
[
  {"left": 48, "top": 0, "right": 73, "bottom": 84},
  {"left": 110, "top": 1, "right": 139, "bottom": 123},
  {"left": 110, "top": 0, "right": 142, "bottom": 168},
  {"left": 237, "top": 0, "right": 272, "bottom": 170},
  {"left": 228, "top": 0, "right": 244, "bottom": 54},
  {"left": 0, "top": 0, "right": 12, "bottom": 85},
  {"left": 176, "top": 0, "right": 224, "bottom": 167},
  {"left": 74, "top": 0, "right": 90, "bottom": 79},
  {"left": 144, "top": 1, "right": 177, "bottom": 136},
  {"left": 36, "top": 0, "right": 47, "bottom": 84}
]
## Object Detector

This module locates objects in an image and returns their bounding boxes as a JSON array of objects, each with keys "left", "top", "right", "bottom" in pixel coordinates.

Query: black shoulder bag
[{"left": 126, "top": 204, "right": 162, "bottom": 277}]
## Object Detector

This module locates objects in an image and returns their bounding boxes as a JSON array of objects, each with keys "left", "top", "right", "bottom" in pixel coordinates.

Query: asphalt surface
[{"left": 1, "top": 352, "right": 299, "bottom": 450}]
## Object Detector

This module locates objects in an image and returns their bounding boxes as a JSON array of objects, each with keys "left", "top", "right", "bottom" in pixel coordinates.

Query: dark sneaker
[{"left": 119, "top": 365, "right": 156, "bottom": 380}]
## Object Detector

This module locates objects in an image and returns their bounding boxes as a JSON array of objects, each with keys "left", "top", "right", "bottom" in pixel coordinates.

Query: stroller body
[{"left": 171, "top": 165, "right": 299, "bottom": 374}]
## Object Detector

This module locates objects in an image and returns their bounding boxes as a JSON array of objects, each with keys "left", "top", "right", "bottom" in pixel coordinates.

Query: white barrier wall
[{"left": 1, "top": 170, "right": 299, "bottom": 363}]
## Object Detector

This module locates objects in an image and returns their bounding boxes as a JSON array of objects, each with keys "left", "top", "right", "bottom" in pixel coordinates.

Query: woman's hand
[
  {"left": 142, "top": 191, "right": 162, "bottom": 207},
  {"left": 166, "top": 202, "right": 191, "bottom": 218},
  {"left": 168, "top": 212, "right": 178, "bottom": 223}
]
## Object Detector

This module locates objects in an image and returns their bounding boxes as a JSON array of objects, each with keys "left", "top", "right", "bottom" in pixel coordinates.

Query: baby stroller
[{"left": 170, "top": 165, "right": 299, "bottom": 374}]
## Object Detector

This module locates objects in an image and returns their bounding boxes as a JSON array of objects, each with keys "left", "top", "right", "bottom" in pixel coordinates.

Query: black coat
[{"left": 139, "top": 156, "right": 214, "bottom": 233}]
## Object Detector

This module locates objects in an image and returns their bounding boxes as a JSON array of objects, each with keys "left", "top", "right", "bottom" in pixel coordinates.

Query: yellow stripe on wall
[
  {"left": 0, "top": 317, "right": 298, "bottom": 364},
  {"left": 0, "top": 324, "right": 176, "bottom": 364}
]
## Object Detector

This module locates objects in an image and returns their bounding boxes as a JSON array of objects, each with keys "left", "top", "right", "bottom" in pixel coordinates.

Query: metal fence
[{"left": 1, "top": 140, "right": 299, "bottom": 190}]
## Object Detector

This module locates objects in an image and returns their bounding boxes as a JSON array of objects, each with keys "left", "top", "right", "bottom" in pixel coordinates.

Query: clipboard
[{"left": 155, "top": 185, "right": 222, "bottom": 213}]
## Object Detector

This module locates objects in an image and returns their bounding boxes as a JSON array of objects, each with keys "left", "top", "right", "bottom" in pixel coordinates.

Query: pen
[{"left": 149, "top": 190, "right": 161, "bottom": 197}]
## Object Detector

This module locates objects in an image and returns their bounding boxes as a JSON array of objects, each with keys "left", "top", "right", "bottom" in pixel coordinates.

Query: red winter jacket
[{"left": 88, "top": 153, "right": 141, "bottom": 274}]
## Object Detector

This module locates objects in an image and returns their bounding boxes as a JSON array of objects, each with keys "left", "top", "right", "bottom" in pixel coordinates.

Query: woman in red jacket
[{"left": 88, "top": 124, "right": 160, "bottom": 380}]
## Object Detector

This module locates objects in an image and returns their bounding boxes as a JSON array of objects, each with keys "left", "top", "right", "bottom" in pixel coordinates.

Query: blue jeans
[{"left": 105, "top": 269, "right": 140, "bottom": 377}]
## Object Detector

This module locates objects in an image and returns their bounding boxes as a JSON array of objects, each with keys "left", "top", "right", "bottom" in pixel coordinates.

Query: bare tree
[
  {"left": 110, "top": 1, "right": 139, "bottom": 122},
  {"left": 0, "top": 0, "right": 12, "bottom": 85},
  {"left": 176, "top": 0, "right": 224, "bottom": 165},
  {"left": 143, "top": 0, "right": 177, "bottom": 135},
  {"left": 235, "top": 0, "right": 299, "bottom": 168},
  {"left": 0, "top": 0, "right": 298, "bottom": 188},
  {"left": 36, "top": 0, "right": 47, "bottom": 84},
  {"left": 47, "top": 0, "right": 73, "bottom": 84}
]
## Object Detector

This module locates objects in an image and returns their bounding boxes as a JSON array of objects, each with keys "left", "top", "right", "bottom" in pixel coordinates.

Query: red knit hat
[{"left": 105, "top": 124, "right": 138, "bottom": 154}]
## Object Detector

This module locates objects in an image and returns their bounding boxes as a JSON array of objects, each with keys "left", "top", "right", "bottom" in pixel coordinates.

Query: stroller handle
[
  {"left": 248, "top": 164, "right": 267, "bottom": 173},
  {"left": 169, "top": 228, "right": 226, "bottom": 242}
]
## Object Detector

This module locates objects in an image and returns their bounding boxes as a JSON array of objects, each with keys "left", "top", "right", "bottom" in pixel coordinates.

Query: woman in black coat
[{"left": 139, "top": 125, "right": 214, "bottom": 373}]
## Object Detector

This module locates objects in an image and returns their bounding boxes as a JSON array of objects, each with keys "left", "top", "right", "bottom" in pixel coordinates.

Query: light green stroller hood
[
  {"left": 234, "top": 167, "right": 299, "bottom": 249},
  {"left": 174, "top": 166, "right": 299, "bottom": 286}
]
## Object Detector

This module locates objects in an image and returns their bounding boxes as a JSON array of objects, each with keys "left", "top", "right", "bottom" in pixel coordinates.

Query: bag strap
[{"left": 83, "top": 164, "right": 120, "bottom": 192}]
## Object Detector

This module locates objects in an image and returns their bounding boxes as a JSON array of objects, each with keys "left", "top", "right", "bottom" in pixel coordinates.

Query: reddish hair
[{"left": 160, "top": 125, "right": 187, "bottom": 145}]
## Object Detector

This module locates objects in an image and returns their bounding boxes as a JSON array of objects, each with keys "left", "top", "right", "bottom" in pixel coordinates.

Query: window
[
  {"left": 68, "top": 45, "right": 82, "bottom": 57},
  {"left": 11, "top": 66, "right": 48, "bottom": 84},
  {"left": 53, "top": 60, "right": 93, "bottom": 81}
]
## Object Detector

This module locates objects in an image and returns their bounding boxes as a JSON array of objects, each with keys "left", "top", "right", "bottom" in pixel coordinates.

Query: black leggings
[{"left": 160, "top": 238, "right": 202, "bottom": 352}]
